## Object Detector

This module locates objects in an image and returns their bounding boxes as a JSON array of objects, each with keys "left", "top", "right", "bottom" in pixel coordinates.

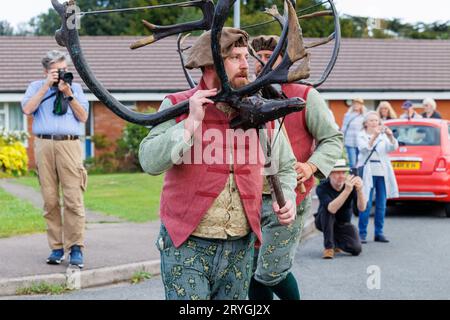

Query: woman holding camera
[{"left": 356, "top": 111, "right": 399, "bottom": 243}]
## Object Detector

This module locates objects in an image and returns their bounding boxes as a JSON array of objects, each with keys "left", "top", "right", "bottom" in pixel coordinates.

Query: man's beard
[{"left": 230, "top": 72, "right": 250, "bottom": 89}]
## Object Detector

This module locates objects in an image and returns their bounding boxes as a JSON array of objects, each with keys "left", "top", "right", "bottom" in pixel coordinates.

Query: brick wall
[
  {"left": 92, "top": 102, "right": 126, "bottom": 155},
  {"left": 23, "top": 98, "right": 450, "bottom": 168},
  {"left": 389, "top": 100, "right": 450, "bottom": 120},
  {"left": 92, "top": 101, "right": 159, "bottom": 157},
  {"left": 328, "top": 100, "right": 349, "bottom": 128}
]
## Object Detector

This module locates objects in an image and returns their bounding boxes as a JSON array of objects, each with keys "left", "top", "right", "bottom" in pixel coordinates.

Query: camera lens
[{"left": 57, "top": 69, "right": 73, "bottom": 85}]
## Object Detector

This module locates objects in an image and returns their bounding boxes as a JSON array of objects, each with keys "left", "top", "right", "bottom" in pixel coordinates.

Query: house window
[
  {"left": 0, "top": 106, "right": 5, "bottom": 129},
  {"left": 0, "top": 103, "right": 25, "bottom": 132}
]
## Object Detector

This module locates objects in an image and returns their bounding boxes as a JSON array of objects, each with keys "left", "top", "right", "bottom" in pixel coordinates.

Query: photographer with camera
[
  {"left": 356, "top": 111, "right": 399, "bottom": 244},
  {"left": 315, "top": 159, "right": 366, "bottom": 259},
  {"left": 22, "top": 50, "right": 89, "bottom": 268}
]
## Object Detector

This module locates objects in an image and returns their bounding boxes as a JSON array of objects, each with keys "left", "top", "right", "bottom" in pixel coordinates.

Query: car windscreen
[{"left": 388, "top": 125, "right": 441, "bottom": 146}]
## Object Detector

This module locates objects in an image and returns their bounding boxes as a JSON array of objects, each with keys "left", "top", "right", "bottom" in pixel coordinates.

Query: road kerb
[{"left": 0, "top": 260, "right": 161, "bottom": 297}]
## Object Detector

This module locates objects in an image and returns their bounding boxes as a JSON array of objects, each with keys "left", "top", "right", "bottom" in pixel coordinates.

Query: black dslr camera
[{"left": 53, "top": 69, "right": 74, "bottom": 87}]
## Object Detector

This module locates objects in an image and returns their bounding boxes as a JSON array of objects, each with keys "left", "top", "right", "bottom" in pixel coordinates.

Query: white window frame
[
  {"left": 0, "top": 104, "right": 6, "bottom": 130},
  {"left": 0, "top": 102, "right": 28, "bottom": 146}
]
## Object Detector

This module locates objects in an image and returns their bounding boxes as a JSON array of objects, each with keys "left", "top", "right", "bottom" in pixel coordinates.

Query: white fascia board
[
  {"left": 0, "top": 92, "right": 170, "bottom": 103},
  {"left": 85, "top": 92, "right": 169, "bottom": 102},
  {"left": 0, "top": 93, "right": 25, "bottom": 102},
  {"left": 3, "top": 91, "right": 450, "bottom": 103}
]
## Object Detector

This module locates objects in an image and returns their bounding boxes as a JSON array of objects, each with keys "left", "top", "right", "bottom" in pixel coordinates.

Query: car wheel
[{"left": 445, "top": 203, "right": 450, "bottom": 218}]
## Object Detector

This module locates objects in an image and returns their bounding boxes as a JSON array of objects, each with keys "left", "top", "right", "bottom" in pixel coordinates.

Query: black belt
[{"left": 37, "top": 134, "right": 79, "bottom": 141}]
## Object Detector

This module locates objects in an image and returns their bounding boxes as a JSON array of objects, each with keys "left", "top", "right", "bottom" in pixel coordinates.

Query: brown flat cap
[
  {"left": 251, "top": 35, "right": 279, "bottom": 52},
  {"left": 185, "top": 27, "right": 249, "bottom": 70}
]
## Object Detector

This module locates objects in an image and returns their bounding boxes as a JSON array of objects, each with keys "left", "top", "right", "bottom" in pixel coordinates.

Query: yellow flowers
[{"left": 0, "top": 131, "right": 29, "bottom": 177}]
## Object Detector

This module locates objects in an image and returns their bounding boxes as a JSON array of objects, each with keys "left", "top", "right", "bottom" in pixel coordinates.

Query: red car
[{"left": 384, "top": 119, "right": 450, "bottom": 217}]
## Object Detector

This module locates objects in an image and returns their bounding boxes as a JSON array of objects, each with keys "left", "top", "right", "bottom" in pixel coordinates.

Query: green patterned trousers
[
  {"left": 156, "top": 224, "right": 256, "bottom": 300},
  {"left": 253, "top": 194, "right": 311, "bottom": 286}
]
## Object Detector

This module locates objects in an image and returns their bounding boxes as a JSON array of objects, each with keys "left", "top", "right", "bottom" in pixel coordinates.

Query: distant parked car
[{"left": 384, "top": 119, "right": 450, "bottom": 217}]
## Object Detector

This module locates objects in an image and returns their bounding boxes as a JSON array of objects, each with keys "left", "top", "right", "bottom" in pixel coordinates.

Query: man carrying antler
[
  {"left": 139, "top": 28, "right": 298, "bottom": 300},
  {"left": 249, "top": 35, "right": 343, "bottom": 300},
  {"left": 50, "top": 0, "right": 342, "bottom": 301}
]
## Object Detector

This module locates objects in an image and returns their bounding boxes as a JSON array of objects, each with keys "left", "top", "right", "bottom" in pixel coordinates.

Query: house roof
[{"left": 1, "top": 36, "right": 450, "bottom": 94}]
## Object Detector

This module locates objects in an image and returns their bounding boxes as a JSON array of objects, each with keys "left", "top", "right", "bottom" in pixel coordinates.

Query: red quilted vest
[
  {"left": 281, "top": 83, "right": 315, "bottom": 205},
  {"left": 159, "top": 79, "right": 267, "bottom": 248}
]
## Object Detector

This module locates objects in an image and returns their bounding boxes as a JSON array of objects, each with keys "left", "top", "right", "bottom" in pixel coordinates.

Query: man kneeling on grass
[{"left": 315, "top": 159, "right": 366, "bottom": 259}]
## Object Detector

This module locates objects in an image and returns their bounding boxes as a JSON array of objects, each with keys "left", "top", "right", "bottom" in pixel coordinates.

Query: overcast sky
[{"left": 1, "top": 0, "right": 449, "bottom": 30}]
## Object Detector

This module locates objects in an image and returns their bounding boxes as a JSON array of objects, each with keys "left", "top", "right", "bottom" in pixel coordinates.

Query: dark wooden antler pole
[{"left": 267, "top": 175, "right": 286, "bottom": 208}]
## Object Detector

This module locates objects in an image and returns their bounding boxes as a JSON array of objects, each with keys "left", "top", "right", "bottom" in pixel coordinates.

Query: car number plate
[{"left": 391, "top": 161, "right": 420, "bottom": 170}]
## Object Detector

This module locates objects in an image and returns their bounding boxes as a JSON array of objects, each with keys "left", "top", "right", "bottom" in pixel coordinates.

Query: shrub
[
  {"left": 84, "top": 123, "right": 150, "bottom": 174},
  {"left": 84, "top": 134, "right": 119, "bottom": 174},
  {"left": 116, "top": 123, "right": 150, "bottom": 171},
  {"left": 0, "top": 130, "right": 29, "bottom": 177}
]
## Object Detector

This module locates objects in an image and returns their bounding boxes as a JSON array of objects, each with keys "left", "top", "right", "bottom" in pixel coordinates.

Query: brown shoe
[
  {"left": 322, "top": 248, "right": 334, "bottom": 259},
  {"left": 334, "top": 247, "right": 343, "bottom": 254}
]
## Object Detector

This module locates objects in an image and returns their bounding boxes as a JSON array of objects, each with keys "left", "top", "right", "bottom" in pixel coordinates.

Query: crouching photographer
[
  {"left": 21, "top": 50, "right": 89, "bottom": 268},
  {"left": 315, "top": 159, "right": 366, "bottom": 259}
]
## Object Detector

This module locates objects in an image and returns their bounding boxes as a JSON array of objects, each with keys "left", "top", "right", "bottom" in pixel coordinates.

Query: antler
[
  {"left": 176, "top": 33, "right": 197, "bottom": 88},
  {"left": 302, "top": 0, "right": 340, "bottom": 87},
  {"left": 51, "top": 0, "right": 340, "bottom": 128},
  {"left": 207, "top": 0, "right": 306, "bottom": 129},
  {"left": 265, "top": 0, "right": 341, "bottom": 87},
  {"left": 130, "top": 0, "right": 214, "bottom": 49},
  {"left": 51, "top": 0, "right": 208, "bottom": 126},
  {"left": 211, "top": 0, "right": 307, "bottom": 101},
  {"left": 240, "top": 0, "right": 341, "bottom": 88}
]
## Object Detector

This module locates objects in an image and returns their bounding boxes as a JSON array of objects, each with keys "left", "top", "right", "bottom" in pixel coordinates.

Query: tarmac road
[{"left": 13, "top": 202, "right": 450, "bottom": 300}]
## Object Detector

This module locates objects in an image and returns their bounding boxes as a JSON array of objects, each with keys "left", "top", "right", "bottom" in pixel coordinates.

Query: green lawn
[
  {"left": 14, "top": 173, "right": 164, "bottom": 223},
  {"left": 0, "top": 187, "right": 46, "bottom": 238}
]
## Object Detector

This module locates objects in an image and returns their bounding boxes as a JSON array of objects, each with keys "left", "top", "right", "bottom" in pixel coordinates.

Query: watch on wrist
[{"left": 67, "top": 95, "right": 74, "bottom": 101}]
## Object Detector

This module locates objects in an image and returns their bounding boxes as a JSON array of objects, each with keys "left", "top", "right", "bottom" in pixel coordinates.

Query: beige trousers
[{"left": 34, "top": 138, "right": 87, "bottom": 251}]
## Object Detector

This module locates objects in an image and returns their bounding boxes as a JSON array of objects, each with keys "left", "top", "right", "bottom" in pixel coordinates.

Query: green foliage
[
  {"left": 86, "top": 123, "right": 149, "bottom": 174},
  {"left": 23, "top": 0, "right": 335, "bottom": 37},
  {"left": 85, "top": 152, "right": 121, "bottom": 174},
  {"left": 0, "top": 130, "right": 29, "bottom": 177},
  {"left": 131, "top": 270, "right": 152, "bottom": 284},
  {"left": 24, "top": 1, "right": 450, "bottom": 40},
  {"left": 91, "top": 133, "right": 112, "bottom": 150},
  {"left": 386, "top": 20, "right": 450, "bottom": 40},
  {"left": 15, "top": 173, "right": 164, "bottom": 223},
  {"left": 0, "top": 187, "right": 46, "bottom": 238},
  {"left": 116, "top": 123, "right": 150, "bottom": 171},
  {"left": 29, "top": 9, "right": 61, "bottom": 36},
  {"left": 0, "top": 20, "right": 14, "bottom": 35},
  {"left": 84, "top": 134, "right": 119, "bottom": 174},
  {"left": 16, "top": 282, "right": 69, "bottom": 296},
  {"left": 29, "top": 0, "right": 189, "bottom": 36}
]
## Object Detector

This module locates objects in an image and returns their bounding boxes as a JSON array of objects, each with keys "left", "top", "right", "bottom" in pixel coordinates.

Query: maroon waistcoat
[
  {"left": 160, "top": 79, "right": 267, "bottom": 247},
  {"left": 282, "top": 83, "right": 315, "bottom": 205}
]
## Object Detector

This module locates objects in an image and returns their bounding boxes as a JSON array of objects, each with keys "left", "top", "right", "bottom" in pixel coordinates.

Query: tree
[
  {"left": 27, "top": 0, "right": 191, "bottom": 36},
  {"left": 29, "top": 9, "right": 61, "bottom": 36},
  {"left": 0, "top": 20, "right": 13, "bottom": 36},
  {"left": 24, "top": 0, "right": 450, "bottom": 40},
  {"left": 239, "top": 0, "right": 335, "bottom": 37},
  {"left": 26, "top": 0, "right": 335, "bottom": 37}
]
